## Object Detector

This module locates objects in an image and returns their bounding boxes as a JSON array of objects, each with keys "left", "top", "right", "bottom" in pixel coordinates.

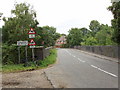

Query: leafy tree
[
  {"left": 2, "top": 3, "right": 38, "bottom": 44},
  {"left": 35, "top": 26, "right": 60, "bottom": 47},
  {"left": 61, "top": 33, "right": 66, "bottom": 36},
  {"left": 0, "top": 12, "right": 3, "bottom": 20},
  {"left": 80, "top": 27, "right": 89, "bottom": 36},
  {"left": 2, "top": 3, "right": 38, "bottom": 64},
  {"left": 67, "top": 28, "right": 83, "bottom": 47},
  {"left": 95, "top": 24, "right": 115, "bottom": 45},
  {"left": 81, "top": 37, "right": 97, "bottom": 45},
  {"left": 108, "top": 1, "right": 120, "bottom": 44},
  {"left": 89, "top": 20, "right": 101, "bottom": 36}
]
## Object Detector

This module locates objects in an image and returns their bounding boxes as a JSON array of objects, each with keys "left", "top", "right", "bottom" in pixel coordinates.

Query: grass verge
[{"left": 2, "top": 48, "right": 57, "bottom": 73}]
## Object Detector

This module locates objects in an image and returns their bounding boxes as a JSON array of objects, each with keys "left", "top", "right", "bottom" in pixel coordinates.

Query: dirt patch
[{"left": 2, "top": 69, "right": 53, "bottom": 88}]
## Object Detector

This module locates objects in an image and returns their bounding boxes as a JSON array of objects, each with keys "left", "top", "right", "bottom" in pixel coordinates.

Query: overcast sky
[{"left": 0, "top": 0, "right": 113, "bottom": 34}]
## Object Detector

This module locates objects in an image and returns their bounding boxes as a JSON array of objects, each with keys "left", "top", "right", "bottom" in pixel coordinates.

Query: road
[{"left": 44, "top": 48, "right": 118, "bottom": 88}]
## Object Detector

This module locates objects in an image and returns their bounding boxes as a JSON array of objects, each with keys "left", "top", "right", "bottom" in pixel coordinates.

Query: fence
[{"left": 73, "top": 46, "right": 119, "bottom": 59}]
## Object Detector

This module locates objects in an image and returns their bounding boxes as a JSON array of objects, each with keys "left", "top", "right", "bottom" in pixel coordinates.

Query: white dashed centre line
[
  {"left": 73, "top": 56, "right": 76, "bottom": 58},
  {"left": 91, "top": 65, "right": 118, "bottom": 78},
  {"left": 65, "top": 49, "right": 118, "bottom": 78},
  {"left": 78, "top": 58, "right": 86, "bottom": 63}
]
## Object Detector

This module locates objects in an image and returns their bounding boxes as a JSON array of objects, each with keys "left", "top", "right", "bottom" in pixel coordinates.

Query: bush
[
  {"left": 2, "top": 44, "right": 32, "bottom": 65},
  {"left": 39, "top": 49, "right": 57, "bottom": 67},
  {"left": 2, "top": 44, "right": 18, "bottom": 64},
  {"left": 2, "top": 49, "right": 57, "bottom": 73}
]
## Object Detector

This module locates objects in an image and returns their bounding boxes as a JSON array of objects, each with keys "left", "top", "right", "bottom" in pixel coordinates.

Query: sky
[{"left": 0, "top": 0, "right": 113, "bottom": 34}]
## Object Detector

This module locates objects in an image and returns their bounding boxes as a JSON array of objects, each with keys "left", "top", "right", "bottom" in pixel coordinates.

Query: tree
[
  {"left": 0, "top": 12, "right": 3, "bottom": 20},
  {"left": 89, "top": 20, "right": 101, "bottom": 36},
  {"left": 67, "top": 28, "right": 83, "bottom": 47},
  {"left": 95, "top": 24, "right": 115, "bottom": 45},
  {"left": 35, "top": 26, "right": 60, "bottom": 47},
  {"left": 2, "top": 3, "right": 38, "bottom": 44},
  {"left": 80, "top": 27, "right": 89, "bottom": 36},
  {"left": 81, "top": 37, "right": 97, "bottom": 45},
  {"left": 2, "top": 3, "right": 38, "bottom": 64},
  {"left": 108, "top": 1, "right": 120, "bottom": 44}
]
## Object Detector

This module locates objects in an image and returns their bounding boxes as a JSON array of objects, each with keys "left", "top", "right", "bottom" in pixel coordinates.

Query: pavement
[{"left": 44, "top": 48, "right": 118, "bottom": 88}]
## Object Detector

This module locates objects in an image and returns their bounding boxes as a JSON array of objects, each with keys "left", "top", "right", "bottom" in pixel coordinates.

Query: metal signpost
[
  {"left": 28, "top": 28, "right": 36, "bottom": 61},
  {"left": 17, "top": 41, "right": 28, "bottom": 64},
  {"left": 17, "top": 28, "right": 36, "bottom": 64}
]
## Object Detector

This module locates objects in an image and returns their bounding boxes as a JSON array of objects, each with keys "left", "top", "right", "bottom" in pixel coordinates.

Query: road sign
[
  {"left": 29, "top": 34, "right": 35, "bottom": 38},
  {"left": 30, "top": 46, "right": 35, "bottom": 48},
  {"left": 29, "top": 39, "right": 36, "bottom": 46},
  {"left": 28, "top": 28, "right": 36, "bottom": 34},
  {"left": 17, "top": 41, "right": 28, "bottom": 46}
]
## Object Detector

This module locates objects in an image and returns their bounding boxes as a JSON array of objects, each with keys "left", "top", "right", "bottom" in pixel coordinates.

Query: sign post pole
[
  {"left": 25, "top": 46, "right": 28, "bottom": 64},
  {"left": 32, "top": 48, "right": 35, "bottom": 61},
  {"left": 18, "top": 46, "right": 20, "bottom": 64},
  {"left": 28, "top": 28, "right": 36, "bottom": 62}
]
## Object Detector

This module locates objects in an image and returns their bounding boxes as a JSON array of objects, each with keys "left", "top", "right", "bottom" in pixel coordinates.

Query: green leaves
[
  {"left": 67, "top": 28, "right": 85, "bottom": 47},
  {"left": 89, "top": 20, "right": 101, "bottom": 36},
  {"left": 108, "top": 1, "right": 120, "bottom": 44},
  {"left": 66, "top": 20, "right": 115, "bottom": 46},
  {"left": 2, "top": 3, "right": 38, "bottom": 45}
]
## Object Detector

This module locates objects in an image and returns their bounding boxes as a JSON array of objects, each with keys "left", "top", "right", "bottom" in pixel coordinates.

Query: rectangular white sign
[
  {"left": 17, "top": 41, "right": 28, "bottom": 46},
  {"left": 30, "top": 46, "right": 35, "bottom": 48},
  {"left": 29, "top": 34, "right": 35, "bottom": 38}
]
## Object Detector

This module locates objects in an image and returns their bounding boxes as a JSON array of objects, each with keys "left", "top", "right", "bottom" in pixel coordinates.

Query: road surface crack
[{"left": 43, "top": 71, "right": 55, "bottom": 88}]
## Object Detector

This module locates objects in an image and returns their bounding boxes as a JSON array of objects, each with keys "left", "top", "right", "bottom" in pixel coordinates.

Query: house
[{"left": 55, "top": 35, "right": 66, "bottom": 48}]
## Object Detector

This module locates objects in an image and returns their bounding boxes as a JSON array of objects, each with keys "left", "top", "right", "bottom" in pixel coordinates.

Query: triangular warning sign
[
  {"left": 28, "top": 28, "right": 36, "bottom": 34},
  {"left": 29, "top": 39, "right": 36, "bottom": 46}
]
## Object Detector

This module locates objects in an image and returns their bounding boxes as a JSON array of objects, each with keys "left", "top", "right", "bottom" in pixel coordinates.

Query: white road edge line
[{"left": 91, "top": 65, "right": 118, "bottom": 78}]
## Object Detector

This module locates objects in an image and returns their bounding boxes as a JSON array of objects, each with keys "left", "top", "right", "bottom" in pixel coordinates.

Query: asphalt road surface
[{"left": 44, "top": 48, "right": 118, "bottom": 88}]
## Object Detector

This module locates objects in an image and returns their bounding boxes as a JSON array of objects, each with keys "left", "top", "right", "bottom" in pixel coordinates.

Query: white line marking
[
  {"left": 91, "top": 65, "right": 98, "bottom": 69},
  {"left": 73, "top": 56, "right": 76, "bottom": 58},
  {"left": 65, "top": 50, "right": 71, "bottom": 54},
  {"left": 78, "top": 58, "right": 86, "bottom": 63},
  {"left": 91, "top": 65, "right": 118, "bottom": 78}
]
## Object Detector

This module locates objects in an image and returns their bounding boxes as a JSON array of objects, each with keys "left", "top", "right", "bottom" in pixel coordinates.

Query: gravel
[{"left": 2, "top": 69, "right": 53, "bottom": 88}]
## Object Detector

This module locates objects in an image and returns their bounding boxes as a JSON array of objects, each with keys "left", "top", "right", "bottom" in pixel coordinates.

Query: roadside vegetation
[
  {"left": 65, "top": 1, "right": 120, "bottom": 47},
  {"left": 1, "top": 1, "right": 119, "bottom": 72},
  {"left": 2, "top": 49, "right": 57, "bottom": 73},
  {"left": 2, "top": 3, "right": 60, "bottom": 65}
]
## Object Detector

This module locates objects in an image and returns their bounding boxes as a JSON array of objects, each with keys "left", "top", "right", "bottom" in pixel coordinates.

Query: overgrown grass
[{"left": 2, "top": 49, "right": 57, "bottom": 73}]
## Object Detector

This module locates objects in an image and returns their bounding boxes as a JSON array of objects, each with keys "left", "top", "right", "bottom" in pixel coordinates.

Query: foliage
[
  {"left": 107, "top": 1, "right": 120, "bottom": 44},
  {"left": 39, "top": 49, "right": 57, "bottom": 67},
  {"left": 95, "top": 24, "right": 115, "bottom": 45},
  {"left": 66, "top": 20, "right": 116, "bottom": 46},
  {"left": 81, "top": 37, "right": 97, "bottom": 45},
  {"left": 2, "top": 44, "right": 32, "bottom": 65},
  {"left": 2, "top": 49, "right": 57, "bottom": 73},
  {"left": 2, "top": 3, "right": 38, "bottom": 45},
  {"left": 89, "top": 20, "right": 101, "bottom": 36},
  {"left": 66, "top": 28, "right": 84, "bottom": 47},
  {"left": 35, "top": 26, "right": 60, "bottom": 47},
  {"left": 2, "top": 3, "right": 60, "bottom": 65}
]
